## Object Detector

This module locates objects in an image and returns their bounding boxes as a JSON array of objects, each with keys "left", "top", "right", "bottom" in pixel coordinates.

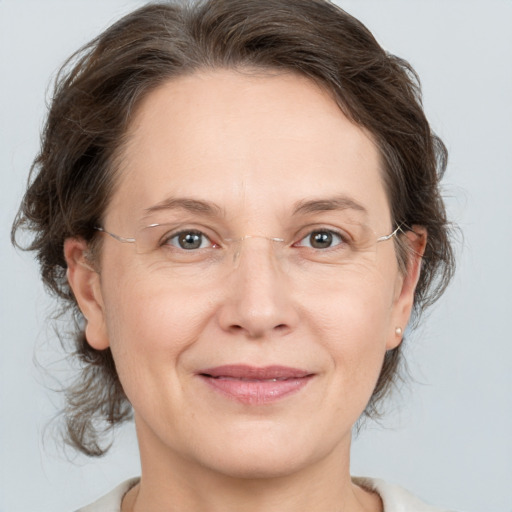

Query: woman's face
[{"left": 67, "top": 70, "right": 421, "bottom": 479}]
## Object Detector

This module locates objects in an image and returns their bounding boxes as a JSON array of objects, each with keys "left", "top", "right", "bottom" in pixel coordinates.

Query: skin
[{"left": 65, "top": 70, "right": 425, "bottom": 512}]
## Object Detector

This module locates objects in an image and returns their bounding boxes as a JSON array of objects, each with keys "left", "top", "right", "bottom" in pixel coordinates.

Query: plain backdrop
[{"left": 1, "top": 1, "right": 511, "bottom": 511}]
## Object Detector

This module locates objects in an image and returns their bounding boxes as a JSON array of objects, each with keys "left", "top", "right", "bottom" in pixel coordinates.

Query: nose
[{"left": 217, "top": 237, "right": 300, "bottom": 339}]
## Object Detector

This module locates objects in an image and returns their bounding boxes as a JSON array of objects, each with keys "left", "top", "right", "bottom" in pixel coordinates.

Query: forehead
[{"left": 107, "top": 69, "right": 390, "bottom": 228}]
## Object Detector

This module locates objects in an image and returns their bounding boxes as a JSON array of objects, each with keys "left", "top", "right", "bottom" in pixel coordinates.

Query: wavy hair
[{"left": 12, "top": 0, "right": 455, "bottom": 456}]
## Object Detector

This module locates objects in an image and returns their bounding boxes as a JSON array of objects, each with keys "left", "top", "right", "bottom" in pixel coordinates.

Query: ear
[
  {"left": 387, "top": 226, "right": 427, "bottom": 350},
  {"left": 64, "top": 238, "right": 110, "bottom": 350}
]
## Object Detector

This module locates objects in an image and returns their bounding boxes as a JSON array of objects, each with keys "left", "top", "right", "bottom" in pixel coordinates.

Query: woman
[{"left": 12, "top": 0, "right": 456, "bottom": 510}]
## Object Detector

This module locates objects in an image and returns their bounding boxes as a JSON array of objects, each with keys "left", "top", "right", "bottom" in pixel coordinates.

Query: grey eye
[
  {"left": 297, "top": 230, "right": 344, "bottom": 249},
  {"left": 168, "top": 231, "right": 210, "bottom": 250},
  {"left": 309, "top": 231, "right": 334, "bottom": 249}
]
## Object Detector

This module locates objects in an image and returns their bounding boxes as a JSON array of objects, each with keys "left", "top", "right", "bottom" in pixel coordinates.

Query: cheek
[
  {"left": 305, "top": 270, "right": 397, "bottom": 393},
  {"left": 100, "top": 267, "right": 215, "bottom": 388},
  {"left": 306, "top": 260, "right": 397, "bottom": 337},
  {"left": 318, "top": 293, "right": 391, "bottom": 366}
]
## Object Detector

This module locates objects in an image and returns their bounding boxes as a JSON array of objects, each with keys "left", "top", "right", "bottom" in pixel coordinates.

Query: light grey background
[{"left": 1, "top": 1, "right": 511, "bottom": 511}]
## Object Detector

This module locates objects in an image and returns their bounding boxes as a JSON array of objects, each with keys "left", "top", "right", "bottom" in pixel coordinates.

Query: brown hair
[{"left": 12, "top": 0, "right": 454, "bottom": 456}]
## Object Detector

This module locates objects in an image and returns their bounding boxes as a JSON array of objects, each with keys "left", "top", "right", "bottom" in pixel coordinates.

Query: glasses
[{"left": 94, "top": 220, "right": 403, "bottom": 283}]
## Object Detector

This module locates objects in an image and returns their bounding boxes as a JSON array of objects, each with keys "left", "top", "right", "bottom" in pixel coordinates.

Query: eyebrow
[
  {"left": 143, "top": 197, "right": 223, "bottom": 217},
  {"left": 142, "top": 195, "right": 367, "bottom": 219},
  {"left": 292, "top": 196, "right": 368, "bottom": 217}
]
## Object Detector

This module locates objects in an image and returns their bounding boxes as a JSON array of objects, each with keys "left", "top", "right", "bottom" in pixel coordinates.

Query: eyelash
[
  {"left": 162, "top": 229, "right": 216, "bottom": 250},
  {"left": 293, "top": 229, "right": 349, "bottom": 250},
  {"left": 161, "top": 228, "right": 350, "bottom": 251}
]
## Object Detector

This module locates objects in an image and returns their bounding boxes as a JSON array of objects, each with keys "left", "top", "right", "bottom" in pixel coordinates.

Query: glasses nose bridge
[{"left": 228, "top": 234, "right": 286, "bottom": 270}]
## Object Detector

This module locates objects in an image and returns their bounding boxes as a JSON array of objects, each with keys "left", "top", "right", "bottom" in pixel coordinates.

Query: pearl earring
[{"left": 395, "top": 327, "right": 403, "bottom": 337}]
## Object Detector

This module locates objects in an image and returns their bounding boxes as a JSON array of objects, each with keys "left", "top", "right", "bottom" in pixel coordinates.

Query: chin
[
  {"left": 204, "top": 449, "right": 312, "bottom": 480},
  {"left": 189, "top": 424, "right": 339, "bottom": 481}
]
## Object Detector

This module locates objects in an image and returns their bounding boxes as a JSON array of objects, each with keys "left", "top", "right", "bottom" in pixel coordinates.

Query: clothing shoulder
[
  {"left": 75, "top": 478, "right": 139, "bottom": 512},
  {"left": 353, "top": 476, "right": 458, "bottom": 512}
]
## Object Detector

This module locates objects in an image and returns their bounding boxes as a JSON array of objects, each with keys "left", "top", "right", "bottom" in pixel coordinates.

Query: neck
[{"left": 126, "top": 419, "right": 382, "bottom": 512}]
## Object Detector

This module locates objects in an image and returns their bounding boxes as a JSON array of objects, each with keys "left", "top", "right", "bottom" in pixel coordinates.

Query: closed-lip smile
[{"left": 197, "top": 365, "right": 314, "bottom": 404}]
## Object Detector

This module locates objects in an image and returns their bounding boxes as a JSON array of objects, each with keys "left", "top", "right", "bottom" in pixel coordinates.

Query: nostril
[{"left": 227, "top": 323, "right": 289, "bottom": 337}]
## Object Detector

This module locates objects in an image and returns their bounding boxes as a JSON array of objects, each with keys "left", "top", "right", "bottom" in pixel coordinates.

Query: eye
[
  {"left": 166, "top": 230, "right": 212, "bottom": 250},
  {"left": 296, "top": 229, "right": 345, "bottom": 249}
]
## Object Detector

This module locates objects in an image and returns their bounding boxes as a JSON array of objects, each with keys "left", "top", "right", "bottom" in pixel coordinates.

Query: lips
[{"left": 197, "top": 365, "right": 314, "bottom": 404}]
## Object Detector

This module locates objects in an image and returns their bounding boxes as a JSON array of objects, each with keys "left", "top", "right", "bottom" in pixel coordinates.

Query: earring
[{"left": 395, "top": 327, "right": 403, "bottom": 337}]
